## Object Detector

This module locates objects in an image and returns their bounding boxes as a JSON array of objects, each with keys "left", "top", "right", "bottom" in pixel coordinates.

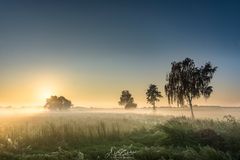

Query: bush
[
  {"left": 154, "top": 119, "right": 197, "bottom": 147},
  {"left": 134, "top": 147, "right": 172, "bottom": 160},
  {"left": 109, "top": 145, "right": 233, "bottom": 160},
  {"left": 195, "top": 129, "right": 224, "bottom": 150},
  {"left": 197, "top": 146, "right": 232, "bottom": 160}
]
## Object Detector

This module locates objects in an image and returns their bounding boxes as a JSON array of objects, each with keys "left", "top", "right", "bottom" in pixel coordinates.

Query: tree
[
  {"left": 165, "top": 58, "right": 217, "bottom": 118},
  {"left": 146, "top": 84, "right": 163, "bottom": 110},
  {"left": 44, "top": 96, "right": 73, "bottom": 110},
  {"left": 119, "top": 90, "right": 137, "bottom": 109}
]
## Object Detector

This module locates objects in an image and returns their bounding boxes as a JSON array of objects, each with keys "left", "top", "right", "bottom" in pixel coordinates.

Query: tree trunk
[
  {"left": 188, "top": 98, "right": 195, "bottom": 119},
  {"left": 153, "top": 102, "right": 156, "bottom": 110}
]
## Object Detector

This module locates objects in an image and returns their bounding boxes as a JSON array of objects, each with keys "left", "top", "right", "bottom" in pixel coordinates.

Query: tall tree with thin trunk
[
  {"left": 146, "top": 84, "right": 163, "bottom": 110},
  {"left": 165, "top": 58, "right": 217, "bottom": 118}
]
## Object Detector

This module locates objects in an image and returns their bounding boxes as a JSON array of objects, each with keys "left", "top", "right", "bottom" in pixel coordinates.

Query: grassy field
[{"left": 0, "top": 108, "right": 240, "bottom": 160}]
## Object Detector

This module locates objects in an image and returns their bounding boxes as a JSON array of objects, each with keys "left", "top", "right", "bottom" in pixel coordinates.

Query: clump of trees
[
  {"left": 165, "top": 58, "right": 217, "bottom": 118},
  {"left": 146, "top": 84, "right": 163, "bottom": 110},
  {"left": 44, "top": 96, "right": 73, "bottom": 110},
  {"left": 119, "top": 90, "right": 137, "bottom": 109}
]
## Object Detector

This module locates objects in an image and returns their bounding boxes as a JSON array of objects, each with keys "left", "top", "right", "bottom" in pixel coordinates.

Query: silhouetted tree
[
  {"left": 165, "top": 58, "right": 217, "bottom": 118},
  {"left": 119, "top": 90, "right": 137, "bottom": 109},
  {"left": 146, "top": 84, "right": 163, "bottom": 110},
  {"left": 44, "top": 96, "right": 72, "bottom": 110}
]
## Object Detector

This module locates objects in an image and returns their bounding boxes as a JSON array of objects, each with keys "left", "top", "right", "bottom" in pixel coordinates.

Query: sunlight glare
[{"left": 39, "top": 88, "right": 54, "bottom": 100}]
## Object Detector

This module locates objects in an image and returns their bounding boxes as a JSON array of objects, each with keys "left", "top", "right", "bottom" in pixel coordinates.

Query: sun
[{"left": 39, "top": 88, "right": 54, "bottom": 100}]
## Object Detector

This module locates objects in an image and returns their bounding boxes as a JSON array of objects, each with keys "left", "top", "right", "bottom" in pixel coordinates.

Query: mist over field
[
  {"left": 0, "top": 106, "right": 240, "bottom": 119},
  {"left": 0, "top": 106, "right": 240, "bottom": 160}
]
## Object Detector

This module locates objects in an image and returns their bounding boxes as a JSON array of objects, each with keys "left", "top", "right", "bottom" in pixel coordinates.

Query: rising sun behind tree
[{"left": 44, "top": 96, "right": 73, "bottom": 110}]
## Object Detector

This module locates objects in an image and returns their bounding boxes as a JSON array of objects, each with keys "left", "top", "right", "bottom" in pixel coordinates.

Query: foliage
[
  {"left": 146, "top": 84, "right": 163, "bottom": 110},
  {"left": 195, "top": 128, "right": 224, "bottom": 150},
  {"left": 0, "top": 112, "right": 240, "bottom": 160},
  {"left": 119, "top": 90, "right": 137, "bottom": 109},
  {"left": 0, "top": 147, "right": 84, "bottom": 160},
  {"left": 44, "top": 96, "right": 72, "bottom": 110},
  {"left": 165, "top": 58, "right": 217, "bottom": 118}
]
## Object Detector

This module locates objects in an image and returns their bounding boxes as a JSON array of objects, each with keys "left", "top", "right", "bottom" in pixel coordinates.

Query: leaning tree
[
  {"left": 119, "top": 90, "right": 137, "bottom": 109},
  {"left": 44, "top": 96, "right": 73, "bottom": 110},
  {"left": 165, "top": 58, "right": 217, "bottom": 118},
  {"left": 146, "top": 84, "right": 163, "bottom": 110}
]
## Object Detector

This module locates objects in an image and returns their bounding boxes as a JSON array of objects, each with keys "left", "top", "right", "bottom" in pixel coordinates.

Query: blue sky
[{"left": 0, "top": 0, "right": 240, "bottom": 107}]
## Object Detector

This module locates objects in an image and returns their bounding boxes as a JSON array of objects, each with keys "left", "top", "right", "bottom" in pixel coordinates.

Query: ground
[{"left": 0, "top": 107, "right": 239, "bottom": 160}]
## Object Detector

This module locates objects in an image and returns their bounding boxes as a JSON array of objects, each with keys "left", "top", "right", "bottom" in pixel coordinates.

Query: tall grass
[
  {"left": 0, "top": 111, "right": 239, "bottom": 160},
  {"left": 0, "top": 112, "right": 166, "bottom": 152}
]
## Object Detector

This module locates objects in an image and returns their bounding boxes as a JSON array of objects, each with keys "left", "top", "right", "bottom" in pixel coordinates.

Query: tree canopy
[
  {"left": 119, "top": 90, "right": 137, "bottom": 109},
  {"left": 44, "top": 96, "right": 72, "bottom": 110},
  {"left": 165, "top": 58, "right": 217, "bottom": 118},
  {"left": 146, "top": 84, "right": 163, "bottom": 110}
]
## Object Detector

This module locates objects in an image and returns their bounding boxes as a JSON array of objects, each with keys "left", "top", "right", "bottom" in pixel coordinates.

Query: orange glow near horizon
[
  {"left": 0, "top": 84, "right": 238, "bottom": 107},
  {"left": 0, "top": 71, "right": 239, "bottom": 108}
]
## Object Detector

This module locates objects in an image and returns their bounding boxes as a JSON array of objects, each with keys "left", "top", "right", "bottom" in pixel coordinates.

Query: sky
[{"left": 0, "top": 0, "right": 240, "bottom": 107}]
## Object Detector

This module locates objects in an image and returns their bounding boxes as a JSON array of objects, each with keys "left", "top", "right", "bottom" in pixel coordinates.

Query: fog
[{"left": 0, "top": 106, "right": 239, "bottom": 120}]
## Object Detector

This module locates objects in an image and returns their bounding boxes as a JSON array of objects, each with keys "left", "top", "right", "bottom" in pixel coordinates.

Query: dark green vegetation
[
  {"left": 44, "top": 96, "right": 73, "bottom": 110},
  {"left": 0, "top": 112, "right": 239, "bottom": 160}
]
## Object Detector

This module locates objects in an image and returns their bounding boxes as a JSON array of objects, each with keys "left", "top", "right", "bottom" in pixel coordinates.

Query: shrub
[
  {"left": 195, "top": 129, "right": 225, "bottom": 150},
  {"left": 197, "top": 146, "right": 232, "bottom": 160},
  {"left": 155, "top": 122, "right": 197, "bottom": 147},
  {"left": 134, "top": 147, "right": 172, "bottom": 160}
]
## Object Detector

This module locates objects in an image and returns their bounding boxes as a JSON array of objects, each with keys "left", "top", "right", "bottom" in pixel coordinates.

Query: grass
[{"left": 0, "top": 110, "right": 239, "bottom": 160}]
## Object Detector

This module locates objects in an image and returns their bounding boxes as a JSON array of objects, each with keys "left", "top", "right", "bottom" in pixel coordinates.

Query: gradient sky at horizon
[{"left": 0, "top": 0, "right": 240, "bottom": 107}]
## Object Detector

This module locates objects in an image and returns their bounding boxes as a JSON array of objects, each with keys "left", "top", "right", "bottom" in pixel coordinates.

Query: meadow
[{"left": 0, "top": 107, "right": 240, "bottom": 160}]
